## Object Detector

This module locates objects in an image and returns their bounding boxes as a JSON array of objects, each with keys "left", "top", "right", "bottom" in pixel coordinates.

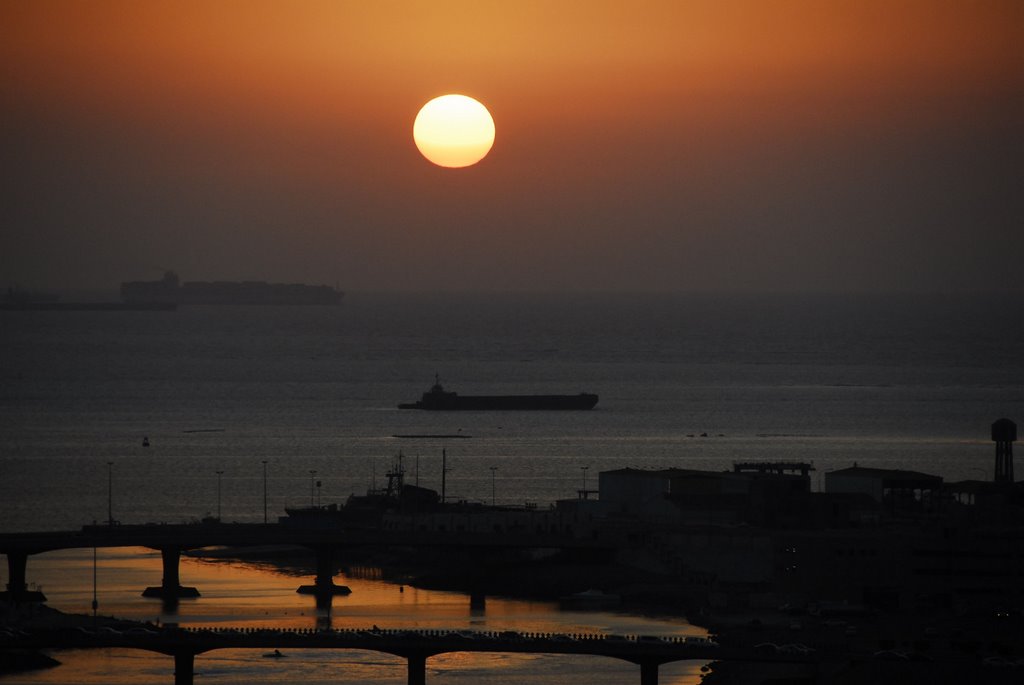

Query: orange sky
[{"left": 2, "top": 1, "right": 1021, "bottom": 292}]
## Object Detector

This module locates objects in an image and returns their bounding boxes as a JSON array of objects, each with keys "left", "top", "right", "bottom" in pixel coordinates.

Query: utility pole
[
  {"left": 309, "top": 470, "right": 317, "bottom": 507},
  {"left": 262, "top": 460, "right": 268, "bottom": 524},
  {"left": 92, "top": 546, "right": 98, "bottom": 619},
  {"left": 216, "top": 470, "right": 224, "bottom": 520},
  {"left": 106, "top": 462, "right": 114, "bottom": 526},
  {"left": 489, "top": 466, "right": 497, "bottom": 507},
  {"left": 441, "top": 449, "right": 447, "bottom": 504}
]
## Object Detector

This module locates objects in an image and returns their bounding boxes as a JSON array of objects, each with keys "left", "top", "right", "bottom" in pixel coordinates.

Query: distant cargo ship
[
  {"left": 1, "top": 301, "right": 176, "bottom": 311},
  {"left": 2, "top": 286, "right": 176, "bottom": 311},
  {"left": 120, "top": 271, "right": 343, "bottom": 306},
  {"left": 399, "top": 377, "right": 598, "bottom": 411}
]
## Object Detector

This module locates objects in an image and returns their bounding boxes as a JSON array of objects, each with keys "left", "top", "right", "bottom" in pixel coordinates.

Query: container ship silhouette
[
  {"left": 399, "top": 377, "right": 598, "bottom": 411},
  {"left": 2, "top": 286, "right": 176, "bottom": 311},
  {"left": 120, "top": 271, "right": 343, "bottom": 306}
]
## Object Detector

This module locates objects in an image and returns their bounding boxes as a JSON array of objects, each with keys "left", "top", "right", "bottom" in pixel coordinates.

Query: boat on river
[
  {"left": 559, "top": 588, "right": 621, "bottom": 608},
  {"left": 398, "top": 377, "right": 598, "bottom": 411}
]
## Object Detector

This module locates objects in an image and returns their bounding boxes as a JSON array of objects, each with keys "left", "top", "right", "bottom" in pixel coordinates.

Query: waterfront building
[
  {"left": 824, "top": 466, "right": 943, "bottom": 516},
  {"left": 590, "top": 461, "right": 1023, "bottom": 616},
  {"left": 597, "top": 466, "right": 812, "bottom": 527}
]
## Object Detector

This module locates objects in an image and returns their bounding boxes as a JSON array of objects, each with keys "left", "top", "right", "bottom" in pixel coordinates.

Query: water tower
[{"left": 992, "top": 418, "right": 1016, "bottom": 484}]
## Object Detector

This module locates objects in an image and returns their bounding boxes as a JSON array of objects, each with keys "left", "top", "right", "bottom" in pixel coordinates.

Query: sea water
[{"left": 1, "top": 292, "right": 1022, "bottom": 682}]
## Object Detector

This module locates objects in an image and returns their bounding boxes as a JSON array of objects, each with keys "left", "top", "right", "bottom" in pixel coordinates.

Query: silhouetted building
[
  {"left": 825, "top": 466, "right": 942, "bottom": 517},
  {"left": 593, "top": 446, "right": 1023, "bottom": 614},
  {"left": 598, "top": 465, "right": 812, "bottom": 528}
]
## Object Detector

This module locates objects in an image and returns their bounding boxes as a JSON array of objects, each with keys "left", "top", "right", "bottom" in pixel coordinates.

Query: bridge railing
[{"left": 171, "top": 625, "right": 707, "bottom": 645}]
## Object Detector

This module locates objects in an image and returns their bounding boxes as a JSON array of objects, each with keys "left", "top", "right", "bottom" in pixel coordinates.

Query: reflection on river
[{"left": 7, "top": 547, "right": 708, "bottom": 684}]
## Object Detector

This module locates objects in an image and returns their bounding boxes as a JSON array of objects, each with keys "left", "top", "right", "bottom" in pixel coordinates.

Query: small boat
[
  {"left": 263, "top": 649, "right": 286, "bottom": 658},
  {"left": 559, "top": 589, "right": 621, "bottom": 607},
  {"left": 392, "top": 433, "right": 472, "bottom": 439}
]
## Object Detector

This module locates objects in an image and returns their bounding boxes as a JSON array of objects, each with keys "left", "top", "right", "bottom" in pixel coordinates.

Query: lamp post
[
  {"left": 262, "top": 460, "right": 268, "bottom": 524},
  {"left": 216, "top": 470, "right": 224, "bottom": 521},
  {"left": 309, "top": 470, "right": 317, "bottom": 508},
  {"left": 581, "top": 466, "right": 590, "bottom": 500},
  {"left": 92, "top": 546, "right": 98, "bottom": 619},
  {"left": 489, "top": 466, "right": 498, "bottom": 507},
  {"left": 106, "top": 462, "right": 114, "bottom": 526}
]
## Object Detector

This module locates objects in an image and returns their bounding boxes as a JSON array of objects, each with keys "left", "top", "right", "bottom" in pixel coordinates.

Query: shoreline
[{"left": 0, "top": 602, "right": 154, "bottom": 676}]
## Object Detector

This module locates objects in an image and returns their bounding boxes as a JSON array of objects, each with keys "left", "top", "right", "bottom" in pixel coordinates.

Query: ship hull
[
  {"left": 0, "top": 302, "right": 176, "bottom": 312},
  {"left": 399, "top": 393, "right": 598, "bottom": 411}
]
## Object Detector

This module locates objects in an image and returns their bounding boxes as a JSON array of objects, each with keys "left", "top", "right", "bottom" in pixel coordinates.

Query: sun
[{"left": 413, "top": 94, "right": 495, "bottom": 168}]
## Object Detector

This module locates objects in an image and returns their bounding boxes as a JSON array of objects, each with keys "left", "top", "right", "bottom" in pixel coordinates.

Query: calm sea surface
[{"left": 1, "top": 292, "right": 1022, "bottom": 683}]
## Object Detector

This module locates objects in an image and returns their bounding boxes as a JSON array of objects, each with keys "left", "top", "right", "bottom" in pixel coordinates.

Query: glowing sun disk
[{"left": 413, "top": 94, "right": 495, "bottom": 168}]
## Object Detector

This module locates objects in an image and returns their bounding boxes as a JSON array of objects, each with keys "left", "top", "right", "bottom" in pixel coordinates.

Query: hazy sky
[{"left": 2, "top": 0, "right": 1021, "bottom": 293}]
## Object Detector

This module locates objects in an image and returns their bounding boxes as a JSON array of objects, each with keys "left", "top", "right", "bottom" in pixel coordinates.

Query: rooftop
[{"left": 827, "top": 466, "right": 942, "bottom": 488}]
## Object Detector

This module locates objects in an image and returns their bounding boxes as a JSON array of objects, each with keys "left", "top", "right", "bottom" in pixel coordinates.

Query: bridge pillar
[
  {"left": 639, "top": 660, "right": 659, "bottom": 685},
  {"left": 173, "top": 651, "right": 195, "bottom": 685},
  {"left": 1, "top": 552, "right": 46, "bottom": 603},
  {"left": 296, "top": 546, "right": 351, "bottom": 600},
  {"left": 142, "top": 547, "right": 200, "bottom": 599},
  {"left": 407, "top": 653, "right": 427, "bottom": 685}
]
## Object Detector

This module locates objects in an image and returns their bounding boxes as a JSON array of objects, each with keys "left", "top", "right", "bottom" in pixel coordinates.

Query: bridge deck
[
  {"left": 0, "top": 522, "right": 615, "bottom": 554},
  {"left": 2, "top": 626, "right": 809, "bottom": 664}
]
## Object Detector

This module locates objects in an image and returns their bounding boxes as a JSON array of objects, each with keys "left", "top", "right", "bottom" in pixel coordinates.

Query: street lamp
[
  {"left": 106, "top": 461, "right": 114, "bottom": 526},
  {"left": 489, "top": 466, "right": 498, "bottom": 507},
  {"left": 309, "top": 469, "right": 317, "bottom": 508},
  {"left": 581, "top": 466, "right": 590, "bottom": 500},
  {"left": 262, "top": 460, "right": 268, "bottom": 524},
  {"left": 92, "top": 546, "right": 98, "bottom": 619},
  {"left": 216, "top": 470, "right": 224, "bottom": 521}
]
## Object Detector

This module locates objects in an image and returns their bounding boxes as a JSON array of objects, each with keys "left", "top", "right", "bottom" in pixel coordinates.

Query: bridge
[
  {"left": 0, "top": 523, "right": 818, "bottom": 683},
  {"left": 1, "top": 625, "right": 817, "bottom": 685},
  {"left": 0, "top": 521, "right": 615, "bottom": 603}
]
